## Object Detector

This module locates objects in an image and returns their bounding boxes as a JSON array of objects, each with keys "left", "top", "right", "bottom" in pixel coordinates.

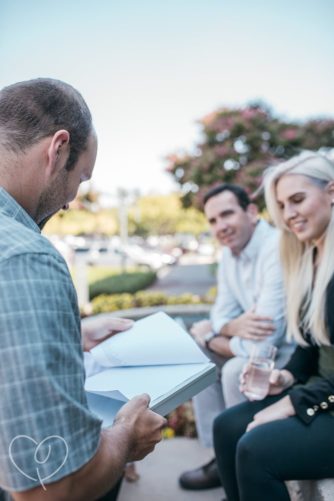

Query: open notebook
[{"left": 84, "top": 312, "right": 216, "bottom": 426}]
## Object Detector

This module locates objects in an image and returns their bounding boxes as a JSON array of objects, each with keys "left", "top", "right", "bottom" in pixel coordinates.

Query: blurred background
[{"left": 1, "top": 0, "right": 333, "bottom": 310}]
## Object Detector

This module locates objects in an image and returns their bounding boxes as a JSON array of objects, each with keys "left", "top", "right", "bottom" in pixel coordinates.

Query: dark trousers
[{"left": 213, "top": 393, "right": 334, "bottom": 501}]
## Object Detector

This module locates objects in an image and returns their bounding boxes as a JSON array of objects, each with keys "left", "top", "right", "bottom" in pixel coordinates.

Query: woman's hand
[
  {"left": 82, "top": 317, "right": 134, "bottom": 351},
  {"left": 239, "top": 367, "right": 295, "bottom": 399},
  {"left": 267, "top": 369, "right": 295, "bottom": 395},
  {"left": 246, "top": 395, "right": 295, "bottom": 432}
]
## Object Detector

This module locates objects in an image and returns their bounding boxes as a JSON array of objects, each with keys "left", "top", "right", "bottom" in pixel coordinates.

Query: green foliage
[
  {"left": 204, "top": 286, "right": 217, "bottom": 304},
  {"left": 92, "top": 294, "right": 134, "bottom": 313},
  {"left": 166, "top": 102, "right": 334, "bottom": 208},
  {"left": 44, "top": 208, "right": 118, "bottom": 236},
  {"left": 128, "top": 193, "right": 208, "bottom": 236},
  {"left": 44, "top": 194, "right": 208, "bottom": 237},
  {"left": 166, "top": 293, "right": 201, "bottom": 305},
  {"left": 134, "top": 291, "right": 169, "bottom": 307},
  {"left": 91, "top": 289, "right": 212, "bottom": 314},
  {"left": 89, "top": 270, "right": 157, "bottom": 300},
  {"left": 87, "top": 266, "right": 146, "bottom": 283}
]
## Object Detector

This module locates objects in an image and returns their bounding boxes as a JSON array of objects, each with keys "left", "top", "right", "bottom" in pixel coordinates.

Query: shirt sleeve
[
  {"left": 0, "top": 252, "right": 102, "bottom": 492},
  {"left": 210, "top": 252, "right": 243, "bottom": 334},
  {"left": 230, "top": 234, "right": 288, "bottom": 357}
]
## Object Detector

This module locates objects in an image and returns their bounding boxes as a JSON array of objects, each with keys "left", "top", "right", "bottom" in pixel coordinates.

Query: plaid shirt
[{"left": 0, "top": 188, "right": 101, "bottom": 494}]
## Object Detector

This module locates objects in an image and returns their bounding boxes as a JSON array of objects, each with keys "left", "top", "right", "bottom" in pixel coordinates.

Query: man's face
[
  {"left": 35, "top": 132, "right": 97, "bottom": 226},
  {"left": 204, "top": 190, "right": 257, "bottom": 256}
]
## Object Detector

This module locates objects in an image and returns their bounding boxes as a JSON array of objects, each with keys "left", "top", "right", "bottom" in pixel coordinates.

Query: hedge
[
  {"left": 89, "top": 270, "right": 157, "bottom": 300},
  {"left": 91, "top": 290, "right": 208, "bottom": 314}
]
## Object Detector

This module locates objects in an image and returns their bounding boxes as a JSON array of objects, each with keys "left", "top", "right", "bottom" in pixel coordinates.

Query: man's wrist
[
  {"left": 220, "top": 320, "right": 234, "bottom": 338},
  {"left": 204, "top": 331, "right": 219, "bottom": 351}
]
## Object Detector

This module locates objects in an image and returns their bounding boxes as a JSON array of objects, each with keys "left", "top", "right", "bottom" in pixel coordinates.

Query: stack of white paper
[{"left": 84, "top": 312, "right": 216, "bottom": 426}]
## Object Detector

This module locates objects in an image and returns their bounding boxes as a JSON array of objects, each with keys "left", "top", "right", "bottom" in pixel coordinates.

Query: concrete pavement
[
  {"left": 149, "top": 258, "right": 216, "bottom": 297},
  {"left": 118, "top": 437, "right": 225, "bottom": 501}
]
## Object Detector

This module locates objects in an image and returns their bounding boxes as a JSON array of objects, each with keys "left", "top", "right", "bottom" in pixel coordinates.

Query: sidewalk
[
  {"left": 118, "top": 437, "right": 225, "bottom": 501},
  {"left": 149, "top": 261, "right": 216, "bottom": 297}
]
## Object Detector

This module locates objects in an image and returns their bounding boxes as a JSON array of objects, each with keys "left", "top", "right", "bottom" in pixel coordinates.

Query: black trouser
[{"left": 213, "top": 393, "right": 334, "bottom": 501}]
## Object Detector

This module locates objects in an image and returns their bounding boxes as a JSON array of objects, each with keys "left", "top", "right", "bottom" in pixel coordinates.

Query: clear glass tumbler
[{"left": 244, "top": 345, "right": 277, "bottom": 400}]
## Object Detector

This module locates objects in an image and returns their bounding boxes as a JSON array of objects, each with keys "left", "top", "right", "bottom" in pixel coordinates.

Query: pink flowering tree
[{"left": 166, "top": 102, "right": 334, "bottom": 208}]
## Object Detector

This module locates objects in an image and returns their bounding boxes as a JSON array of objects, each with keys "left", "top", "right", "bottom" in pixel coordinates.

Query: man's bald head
[{"left": 0, "top": 78, "right": 92, "bottom": 170}]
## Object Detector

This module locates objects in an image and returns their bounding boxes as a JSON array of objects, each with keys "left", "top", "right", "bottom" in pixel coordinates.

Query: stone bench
[{"left": 288, "top": 479, "right": 334, "bottom": 501}]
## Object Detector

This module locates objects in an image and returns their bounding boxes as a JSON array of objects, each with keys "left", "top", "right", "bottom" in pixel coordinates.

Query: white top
[{"left": 210, "top": 219, "right": 294, "bottom": 358}]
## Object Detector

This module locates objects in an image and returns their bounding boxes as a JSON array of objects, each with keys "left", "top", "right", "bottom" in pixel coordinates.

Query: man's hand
[
  {"left": 12, "top": 394, "right": 166, "bottom": 500},
  {"left": 190, "top": 319, "right": 212, "bottom": 347},
  {"left": 246, "top": 395, "right": 295, "bottom": 432},
  {"left": 222, "top": 308, "right": 275, "bottom": 340},
  {"left": 113, "top": 394, "right": 167, "bottom": 461},
  {"left": 82, "top": 317, "right": 134, "bottom": 351}
]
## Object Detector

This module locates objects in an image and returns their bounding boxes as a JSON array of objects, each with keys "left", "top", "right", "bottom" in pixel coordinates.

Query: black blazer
[{"left": 284, "top": 277, "right": 334, "bottom": 424}]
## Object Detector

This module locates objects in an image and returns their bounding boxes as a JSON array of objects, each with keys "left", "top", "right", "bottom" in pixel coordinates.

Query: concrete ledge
[
  {"left": 288, "top": 479, "right": 334, "bottom": 501},
  {"left": 118, "top": 437, "right": 224, "bottom": 501},
  {"left": 83, "top": 303, "right": 211, "bottom": 326}
]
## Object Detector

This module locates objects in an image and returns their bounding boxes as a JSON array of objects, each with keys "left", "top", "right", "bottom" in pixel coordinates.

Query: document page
[
  {"left": 85, "top": 363, "right": 211, "bottom": 402},
  {"left": 85, "top": 312, "right": 216, "bottom": 424},
  {"left": 90, "top": 311, "right": 209, "bottom": 367}
]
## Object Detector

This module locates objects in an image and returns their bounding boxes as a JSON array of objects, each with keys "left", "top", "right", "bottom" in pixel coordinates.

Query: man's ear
[
  {"left": 45, "top": 130, "right": 70, "bottom": 179},
  {"left": 246, "top": 203, "right": 259, "bottom": 223},
  {"left": 326, "top": 180, "right": 334, "bottom": 202}
]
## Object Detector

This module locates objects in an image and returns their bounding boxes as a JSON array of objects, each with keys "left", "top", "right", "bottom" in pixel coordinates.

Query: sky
[{"left": 1, "top": 0, "right": 334, "bottom": 200}]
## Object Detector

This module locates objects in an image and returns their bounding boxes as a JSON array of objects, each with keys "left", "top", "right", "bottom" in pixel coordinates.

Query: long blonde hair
[{"left": 264, "top": 151, "right": 334, "bottom": 346}]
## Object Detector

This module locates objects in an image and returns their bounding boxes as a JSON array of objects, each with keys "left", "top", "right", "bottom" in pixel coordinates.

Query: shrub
[
  {"left": 91, "top": 294, "right": 134, "bottom": 314},
  {"left": 166, "top": 293, "right": 201, "bottom": 305},
  {"left": 166, "top": 401, "right": 197, "bottom": 438},
  {"left": 203, "top": 286, "right": 217, "bottom": 304},
  {"left": 134, "top": 291, "right": 169, "bottom": 307},
  {"left": 91, "top": 289, "right": 209, "bottom": 314},
  {"left": 89, "top": 270, "right": 156, "bottom": 299}
]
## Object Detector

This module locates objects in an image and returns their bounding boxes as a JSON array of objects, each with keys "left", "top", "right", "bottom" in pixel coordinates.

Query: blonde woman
[{"left": 213, "top": 152, "right": 334, "bottom": 501}]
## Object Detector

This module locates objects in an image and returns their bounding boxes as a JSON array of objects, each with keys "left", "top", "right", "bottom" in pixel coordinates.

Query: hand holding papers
[{"left": 85, "top": 312, "right": 216, "bottom": 426}]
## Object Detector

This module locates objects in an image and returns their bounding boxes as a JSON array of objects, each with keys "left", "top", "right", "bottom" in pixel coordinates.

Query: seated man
[{"left": 179, "top": 184, "right": 294, "bottom": 490}]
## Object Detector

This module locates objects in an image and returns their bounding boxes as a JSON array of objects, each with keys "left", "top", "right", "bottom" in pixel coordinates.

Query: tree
[
  {"left": 166, "top": 102, "right": 334, "bottom": 208},
  {"left": 128, "top": 194, "right": 208, "bottom": 236}
]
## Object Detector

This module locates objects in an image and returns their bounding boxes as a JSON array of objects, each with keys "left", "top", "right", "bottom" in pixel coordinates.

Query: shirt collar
[
  {"left": 238, "top": 219, "right": 269, "bottom": 262},
  {"left": 0, "top": 187, "right": 41, "bottom": 234}
]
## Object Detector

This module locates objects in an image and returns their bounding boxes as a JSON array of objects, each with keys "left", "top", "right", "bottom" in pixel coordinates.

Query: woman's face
[{"left": 276, "top": 174, "right": 334, "bottom": 244}]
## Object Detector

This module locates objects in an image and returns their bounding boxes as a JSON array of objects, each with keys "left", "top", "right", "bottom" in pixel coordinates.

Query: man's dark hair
[
  {"left": 203, "top": 183, "right": 251, "bottom": 210},
  {"left": 0, "top": 78, "right": 92, "bottom": 170}
]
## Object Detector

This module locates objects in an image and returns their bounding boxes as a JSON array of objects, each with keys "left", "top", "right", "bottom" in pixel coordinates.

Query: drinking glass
[{"left": 244, "top": 345, "right": 277, "bottom": 400}]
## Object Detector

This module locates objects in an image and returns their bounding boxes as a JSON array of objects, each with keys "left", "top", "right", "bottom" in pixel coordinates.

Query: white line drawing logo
[{"left": 9, "top": 435, "right": 68, "bottom": 490}]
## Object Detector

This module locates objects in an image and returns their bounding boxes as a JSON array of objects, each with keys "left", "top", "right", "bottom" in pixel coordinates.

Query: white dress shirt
[{"left": 210, "top": 219, "right": 294, "bottom": 359}]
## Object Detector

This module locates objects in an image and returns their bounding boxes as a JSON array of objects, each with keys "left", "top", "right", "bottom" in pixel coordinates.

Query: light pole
[{"left": 117, "top": 188, "right": 128, "bottom": 273}]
